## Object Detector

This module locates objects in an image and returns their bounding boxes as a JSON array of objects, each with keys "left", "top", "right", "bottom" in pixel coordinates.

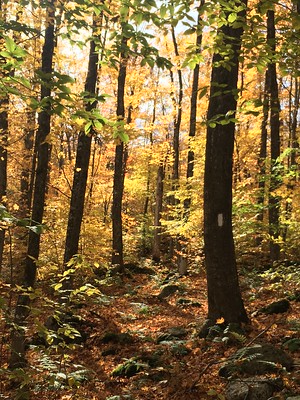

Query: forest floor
[{"left": 1, "top": 259, "right": 300, "bottom": 399}]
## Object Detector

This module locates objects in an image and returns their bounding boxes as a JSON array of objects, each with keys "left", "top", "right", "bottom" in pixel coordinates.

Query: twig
[{"left": 245, "top": 321, "right": 275, "bottom": 347}]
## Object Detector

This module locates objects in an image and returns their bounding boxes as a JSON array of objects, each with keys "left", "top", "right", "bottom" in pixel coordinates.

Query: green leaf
[
  {"left": 160, "top": 4, "right": 167, "bottom": 18},
  {"left": 84, "top": 121, "right": 93, "bottom": 134},
  {"left": 28, "top": 224, "right": 45, "bottom": 235},
  {"left": 5, "top": 36, "right": 16, "bottom": 53},
  {"left": 199, "top": 86, "right": 208, "bottom": 99},
  {"left": 228, "top": 13, "right": 237, "bottom": 23},
  {"left": 183, "top": 28, "right": 196, "bottom": 35}
]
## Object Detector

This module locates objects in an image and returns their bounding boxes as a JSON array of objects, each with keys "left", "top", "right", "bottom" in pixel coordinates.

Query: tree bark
[
  {"left": 0, "top": 2, "right": 9, "bottom": 272},
  {"left": 179, "top": 1, "right": 204, "bottom": 274},
  {"left": 203, "top": 1, "right": 248, "bottom": 328},
  {"left": 10, "top": 1, "right": 55, "bottom": 368},
  {"left": 152, "top": 160, "right": 165, "bottom": 262},
  {"left": 267, "top": 9, "right": 281, "bottom": 263},
  {"left": 111, "top": 31, "right": 128, "bottom": 270},
  {"left": 20, "top": 109, "right": 35, "bottom": 213},
  {"left": 63, "top": 36, "right": 99, "bottom": 269},
  {"left": 256, "top": 71, "right": 269, "bottom": 225}
]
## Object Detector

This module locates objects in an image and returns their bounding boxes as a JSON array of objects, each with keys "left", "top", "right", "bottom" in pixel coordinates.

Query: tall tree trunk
[
  {"left": 185, "top": 2, "right": 203, "bottom": 201},
  {"left": 0, "top": 1, "right": 9, "bottom": 272},
  {"left": 256, "top": 71, "right": 269, "bottom": 225},
  {"left": 283, "top": 75, "right": 299, "bottom": 242},
  {"left": 111, "top": 31, "right": 128, "bottom": 270},
  {"left": 0, "top": 96, "right": 8, "bottom": 272},
  {"left": 166, "top": 25, "right": 183, "bottom": 263},
  {"left": 141, "top": 92, "right": 156, "bottom": 256},
  {"left": 202, "top": 0, "right": 248, "bottom": 332},
  {"left": 10, "top": 1, "right": 55, "bottom": 368},
  {"left": 152, "top": 159, "right": 165, "bottom": 262},
  {"left": 267, "top": 9, "right": 281, "bottom": 263},
  {"left": 170, "top": 25, "right": 182, "bottom": 185},
  {"left": 63, "top": 34, "right": 99, "bottom": 271},
  {"left": 20, "top": 109, "right": 35, "bottom": 213},
  {"left": 179, "top": 1, "right": 204, "bottom": 274}
]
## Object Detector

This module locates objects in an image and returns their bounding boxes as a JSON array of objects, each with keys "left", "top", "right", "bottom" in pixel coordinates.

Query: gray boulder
[
  {"left": 219, "top": 343, "right": 293, "bottom": 378},
  {"left": 226, "top": 377, "right": 283, "bottom": 400}
]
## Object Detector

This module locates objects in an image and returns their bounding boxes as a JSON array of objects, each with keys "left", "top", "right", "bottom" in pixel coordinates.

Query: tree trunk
[
  {"left": 0, "top": 96, "right": 8, "bottom": 272},
  {"left": 111, "top": 32, "right": 128, "bottom": 270},
  {"left": 203, "top": 1, "right": 248, "bottom": 329},
  {"left": 179, "top": 2, "right": 204, "bottom": 274},
  {"left": 256, "top": 71, "right": 269, "bottom": 225},
  {"left": 10, "top": 1, "right": 55, "bottom": 369},
  {"left": 0, "top": 2, "right": 9, "bottom": 271},
  {"left": 267, "top": 9, "right": 281, "bottom": 263},
  {"left": 152, "top": 160, "right": 165, "bottom": 262},
  {"left": 283, "top": 74, "right": 299, "bottom": 242},
  {"left": 20, "top": 109, "right": 35, "bottom": 213},
  {"left": 63, "top": 36, "right": 99, "bottom": 269}
]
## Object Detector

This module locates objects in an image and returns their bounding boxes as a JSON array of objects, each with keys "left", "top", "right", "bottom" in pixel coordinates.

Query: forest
[{"left": 0, "top": 0, "right": 300, "bottom": 398}]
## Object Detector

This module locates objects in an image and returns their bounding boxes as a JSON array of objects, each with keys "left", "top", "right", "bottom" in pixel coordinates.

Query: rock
[
  {"left": 226, "top": 377, "right": 283, "bottom": 400},
  {"left": 124, "top": 263, "right": 155, "bottom": 275},
  {"left": 101, "top": 332, "right": 134, "bottom": 344},
  {"left": 287, "top": 291, "right": 300, "bottom": 302},
  {"left": 157, "top": 284, "right": 179, "bottom": 299},
  {"left": 198, "top": 319, "right": 217, "bottom": 338},
  {"left": 283, "top": 338, "right": 300, "bottom": 352},
  {"left": 111, "top": 357, "right": 148, "bottom": 378},
  {"left": 219, "top": 344, "right": 293, "bottom": 378},
  {"left": 286, "top": 397, "right": 300, "bottom": 400},
  {"left": 260, "top": 299, "right": 290, "bottom": 314},
  {"left": 102, "top": 347, "right": 117, "bottom": 356},
  {"left": 176, "top": 298, "right": 193, "bottom": 306},
  {"left": 157, "top": 326, "right": 187, "bottom": 343},
  {"left": 176, "top": 298, "right": 201, "bottom": 307},
  {"left": 170, "top": 343, "right": 190, "bottom": 356},
  {"left": 30, "top": 311, "right": 89, "bottom": 346}
]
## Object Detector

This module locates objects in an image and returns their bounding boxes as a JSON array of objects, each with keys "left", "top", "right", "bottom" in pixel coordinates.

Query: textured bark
[
  {"left": 20, "top": 109, "right": 35, "bottom": 213},
  {"left": 10, "top": 1, "right": 55, "bottom": 369},
  {"left": 170, "top": 25, "right": 183, "bottom": 184},
  {"left": 179, "top": 2, "right": 204, "bottom": 274},
  {"left": 267, "top": 9, "right": 281, "bottom": 263},
  {"left": 203, "top": 1, "right": 248, "bottom": 325},
  {"left": 63, "top": 37, "right": 99, "bottom": 267},
  {"left": 283, "top": 75, "right": 299, "bottom": 242},
  {"left": 111, "top": 32, "right": 128, "bottom": 270},
  {"left": 0, "top": 1, "right": 9, "bottom": 271},
  {"left": 185, "top": 2, "right": 203, "bottom": 187},
  {"left": 0, "top": 95, "right": 8, "bottom": 271},
  {"left": 152, "top": 161, "right": 165, "bottom": 262},
  {"left": 256, "top": 72, "right": 269, "bottom": 224}
]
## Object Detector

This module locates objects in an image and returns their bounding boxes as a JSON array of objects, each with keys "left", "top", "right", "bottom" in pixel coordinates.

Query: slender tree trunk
[
  {"left": 20, "top": 109, "right": 35, "bottom": 213},
  {"left": 185, "top": 3, "right": 203, "bottom": 199},
  {"left": 0, "top": 1, "right": 9, "bottom": 272},
  {"left": 0, "top": 96, "right": 8, "bottom": 272},
  {"left": 283, "top": 75, "right": 299, "bottom": 242},
  {"left": 63, "top": 36, "right": 99, "bottom": 270},
  {"left": 10, "top": 1, "right": 55, "bottom": 368},
  {"left": 152, "top": 160, "right": 165, "bottom": 262},
  {"left": 257, "top": 71, "right": 269, "bottom": 225},
  {"left": 202, "top": 0, "right": 248, "bottom": 331},
  {"left": 141, "top": 85, "right": 157, "bottom": 256},
  {"left": 111, "top": 32, "right": 128, "bottom": 270},
  {"left": 179, "top": 2, "right": 204, "bottom": 274},
  {"left": 267, "top": 9, "right": 281, "bottom": 263},
  {"left": 170, "top": 25, "right": 182, "bottom": 185},
  {"left": 166, "top": 26, "right": 183, "bottom": 263}
]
